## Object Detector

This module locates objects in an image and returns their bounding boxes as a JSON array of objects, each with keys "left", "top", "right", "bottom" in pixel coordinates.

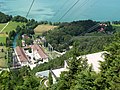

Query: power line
[
  {"left": 51, "top": 0, "right": 70, "bottom": 22},
  {"left": 81, "top": 23, "right": 100, "bottom": 35},
  {"left": 74, "top": 0, "right": 100, "bottom": 21},
  {"left": 57, "top": 0, "right": 80, "bottom": 22},
  {"left": 73, "top": 0, "right": 90, "bottom": 20},
  {"left": 26, "top": 0, "right": 35, "bottom": 18}
]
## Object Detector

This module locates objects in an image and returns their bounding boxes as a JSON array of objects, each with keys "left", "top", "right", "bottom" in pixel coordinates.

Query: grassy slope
[
  {"left": 34, "top": 24, "right": 57, "bottom": 35},
  {"left": 0, "top": 21, "right": 25, "bottom": 44},
  {"left": 0, "top": 23, "right": 6, "bottom": 30},
  {"left": 0, "top": 37, "right": 6, "bottom": 44},
  {"left": 112, "top": 24, "right": 120, "bottom": 32},
  {"left": 2, "top": 21, "right": 25, "bottom": 33},
  {"left": 0, "top": 34, "right": 7, "bottom": 44}
]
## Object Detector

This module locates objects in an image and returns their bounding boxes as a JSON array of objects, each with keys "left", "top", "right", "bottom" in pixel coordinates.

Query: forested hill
[
  {"left": 0, "top": 12, "right": 12, "bottom": 23},
  {"left": 43, "top": 20, "right": 114, "bottom": 52},
  {"left": 48, "top": 33, "right": 120, "bottom": 90}
]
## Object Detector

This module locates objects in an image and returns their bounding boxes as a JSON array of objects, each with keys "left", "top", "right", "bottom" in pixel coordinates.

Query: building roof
[
  {"left": 52, "top": 68, "right": 69, "bottom": 77},
  {"left": 36, "top": 68, "right": 69, "bottom": 78},
  {"left": 15, "top": 46, "right": 28, "bottom": 62},
  {"left": 36, "top": 70, "right": 49, "bottom": 77},
  {"left": 36, "top": 61, "right": 69, "bottom": 78},
  {"left": 32, "top": 44, "right": 48, "bottom": 59},
  {"left": 77, "top": 51, "right": 106, "bottom": 72}
]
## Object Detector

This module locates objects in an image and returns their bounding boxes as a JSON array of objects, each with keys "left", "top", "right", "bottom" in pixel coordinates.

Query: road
[
  {"left": 0, "top": 68, "right": 9, "bottom": 72},
  {"left": 0, "top": 22, "right": 9, "bottom": 33},
  {"left": 44, "top": 80, "right": 49, "bottom": 87}
]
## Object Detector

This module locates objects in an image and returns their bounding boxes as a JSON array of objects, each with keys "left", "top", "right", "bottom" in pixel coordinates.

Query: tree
[
  {"left": 44, "top": 20, "right": 114, "bottom": 52},
  {"left": 23, "top": 76, "right": 39, "bottom": 90},
  {"left": 5, "top": 55, "right": 7, "bottom": 59},
  {"left": 0, "top": 71, "right": 11, "bottom": 90},
  {"left": 9, "top": 30, "right": 16, "bottom": 40},
  {"left": 28, "top": 48, "right": 32, "bottom": 53},
  {"left": 12, "top": 15, "right": 28, "bottom": 23},
  {"left": 49, "top": 56, "right": 98, "bottom": 90},
  {"left": 49, "top": 72, "right": 53, "bottom": 85},
  {"left": 0, "top": 12, "right": 11, "bottom": 23},
  {"left": 1, "top": 49, "right": 4, "bottom": 52},
  {"left": 95, "top": 33, "right": 120, "bottom": 90},
  {"left": 25, "top": 38, "right": 33, "bottom": 45},
  {"left": 16, "top": 25, "right": 22, "bottom": 33}
]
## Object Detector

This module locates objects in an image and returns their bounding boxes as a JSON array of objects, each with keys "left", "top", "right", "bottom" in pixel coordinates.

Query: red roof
[
  {"left": 15, "top": 46, "right": 28, "bottom": 62},
  {"left": 32, "top": 44, "right": 48, "bottom": 59}
]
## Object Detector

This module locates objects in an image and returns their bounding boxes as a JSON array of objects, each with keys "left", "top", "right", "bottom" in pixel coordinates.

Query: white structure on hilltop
[{"left": 77, "top": 51, "right": 106, "bottom": 72}]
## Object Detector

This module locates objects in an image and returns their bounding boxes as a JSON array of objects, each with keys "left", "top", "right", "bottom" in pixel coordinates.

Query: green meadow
[
  {"left": 0, "top": 36, "right": 6, "bottom": 44},
  {"left": 0, "top": 21, "right": 26, "bottom": 44},
  {"left": 0, "top": 23, "right": 6, "bottom": 30},
  {"left": 2, "top": 21, "right": 25, "bottom": 33},
  {"left": 112, "top": 24, "right": 120, "bottom": 32}
]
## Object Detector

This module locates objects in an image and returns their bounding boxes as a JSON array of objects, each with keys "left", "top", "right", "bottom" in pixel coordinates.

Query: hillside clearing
[
  {"left": 34, "top": 24, "right": 58, "bottom": 35},
  {"left": 0, "top": 21, "right": 25, "bottom": 44},
  {"left": 2, "top": 21, "right": 26, "bottom": 33}
]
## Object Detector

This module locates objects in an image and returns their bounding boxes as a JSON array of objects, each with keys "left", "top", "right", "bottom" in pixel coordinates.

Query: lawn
[
  {"left": 0, "top": 23, "right": 6, "bottom": 30},
  {"left": 112, "top": 24, "right": 120, "bottom": 32},
  {"left": 0, "top": 58, "right": 8, "bottom": 68},
  {"left": 0, "top": 33, "right": 7, "bottom": 44},
  {"left": 0, "top": 46, "right": 7, "bottom": 68},
  {"left": 2, "top": 21, "right": 26, "bottom": 33},
  {"left": 112, "top": 24, "right": 120, "bottom": 27},
  {"left": 34, "top": 24, "right": 57, "bottom": 35},
  {"left": 0, "top": 36, "right": 6, "bottom": 44},
  {"left": 0, "top": 21, "right": 25, "bottom": 44}
]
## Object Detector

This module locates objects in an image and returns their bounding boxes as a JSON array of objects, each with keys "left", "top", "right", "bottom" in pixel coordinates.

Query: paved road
[
  {"left": 44, "top": 80, "right": 49, "bottom": 87},
  {"left": 0, "top": 68, "right": 9, "bottom": 71}
]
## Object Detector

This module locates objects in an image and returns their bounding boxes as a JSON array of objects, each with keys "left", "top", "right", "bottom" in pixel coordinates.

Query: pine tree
[
  {"left": 95, "top": 33, "right": 120, "bottom": 90},
  {"left": 49, "top": 71, "right": 53, "bottom": 85}
]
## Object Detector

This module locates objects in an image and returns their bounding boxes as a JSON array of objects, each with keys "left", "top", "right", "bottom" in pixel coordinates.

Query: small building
[
  {"left": 32, "top": 44, "right": 48, "bottom": 63},
  {"left": 15, "top": 46, "right": 29, "bottom": 66},
  {"left": 22, "top": 40, "right": 25, "bottom": 47},
  {"left": 35, "top": 39, "right": 41, "bottom": 44},
  {"left": 22, "top": 34, "right": 29, "bottom": 39}
]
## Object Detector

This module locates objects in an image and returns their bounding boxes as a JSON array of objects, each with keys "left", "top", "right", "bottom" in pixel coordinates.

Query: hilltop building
[
  {"left": 77, "top": 51, "right": 106, "bottom": 72},
  {"left": 36, "top": 51, "right": 106, "bottom": 84}
]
